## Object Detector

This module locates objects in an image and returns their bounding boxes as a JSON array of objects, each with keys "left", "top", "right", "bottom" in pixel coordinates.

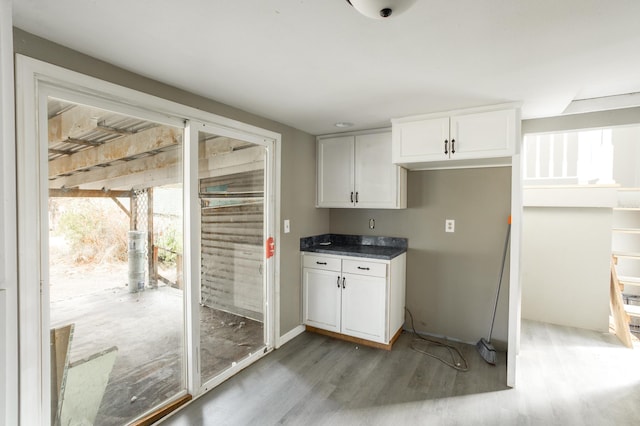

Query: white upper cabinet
[
  {"left": 317, "top": 130, "right": 407, "bottom": 209},
  {"left": 316, "top": 135, "right": 355, "bottom": 208},
  {"left": 392, "top": 117, "right": 450, "bottom": 163},
  {"left": 392, "top": 105, "right": 519, "bottom": 170},
  {"left": 450, "top": 109, "right": 516, "bottom": 160}
]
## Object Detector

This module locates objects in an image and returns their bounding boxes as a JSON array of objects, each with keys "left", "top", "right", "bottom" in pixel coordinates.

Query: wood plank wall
[{"left": 200, "top": 170, "right": 264, "bottom": 322}]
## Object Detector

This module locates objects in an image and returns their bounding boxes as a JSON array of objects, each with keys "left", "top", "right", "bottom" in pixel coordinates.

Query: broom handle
[{"left": 488, "top": 219, "right": 511, "bottom": 342}]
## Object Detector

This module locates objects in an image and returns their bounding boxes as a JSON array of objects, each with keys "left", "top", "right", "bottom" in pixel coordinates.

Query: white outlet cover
[
  {"left": 445, "top": 219, "right": 455, "bottom": 233},
  {"left": 284, "top": 219, "right": 290, "bottom": 234}
]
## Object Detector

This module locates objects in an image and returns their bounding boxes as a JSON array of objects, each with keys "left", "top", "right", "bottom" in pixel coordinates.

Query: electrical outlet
[
  {"left": 445, "top": 219, "right": 455, "bottom": 233},
  {"left": 284, "top": 219, "right": 290, "bottom": 234}
]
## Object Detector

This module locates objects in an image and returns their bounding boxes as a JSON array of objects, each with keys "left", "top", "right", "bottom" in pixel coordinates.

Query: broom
[{"left": 476, "top": 215, "right": 511, "bottom": 365}]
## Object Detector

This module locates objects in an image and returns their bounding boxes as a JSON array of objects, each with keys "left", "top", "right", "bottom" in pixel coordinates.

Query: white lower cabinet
[
  {"left": 303, "top": 267, "right": 342, "bottom": 333},
  {"left": 340, "top": 272, "right": 386, "bottom": 341},
  {"left": 302, "top": 252, "right": 406, "bottom": 347}
]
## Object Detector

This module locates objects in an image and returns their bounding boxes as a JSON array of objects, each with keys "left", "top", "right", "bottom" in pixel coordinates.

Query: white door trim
[
  {"left": 0, "top": 1, "right": 18, "bottom": 424},
  {"left": 15, "top": 54, "right": 281, "bottom": 423}
]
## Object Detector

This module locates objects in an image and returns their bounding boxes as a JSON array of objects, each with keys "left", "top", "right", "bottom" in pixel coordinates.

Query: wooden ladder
[{"left": 610, "top": 255, "right": 639, "bottom": 348}]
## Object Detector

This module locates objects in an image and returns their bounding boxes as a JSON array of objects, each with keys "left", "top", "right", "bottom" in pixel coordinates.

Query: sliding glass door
[
  {"left": 45, "top": 96, "right": 187, "bottom": 425},
  {"left": 16, "top": 58, "right": 277, "bottom": 425},
  {"left": 188, "top": 123, "right": 273, "bottom": 393}
]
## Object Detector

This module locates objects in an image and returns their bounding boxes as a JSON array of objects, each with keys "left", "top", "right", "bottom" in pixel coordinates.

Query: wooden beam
[
  {"left": 50, "top": 143, "right": 264, "bottom": 191},
  {"left": 48, "top": 106, "right": 101, "bottom": 144},
  {"left": 198, "top": 146, "right": 265, "bottom": 180},
  {"left": 96, "top": 123, "right": 135, "bottom": 136},
  {"left": 51, "top": 139, "right": 256, "bottom": 188},
  {"left": 48, "top": 125, "right": 181, "bottom": 178},
  {"left": 110, "top": 197, "right": 131, "bottom": 218},
  {"left": 48, "top": 148, "right": 73, "bottom": 156},
  {"left": 65, "top": 137, "right": 102, "bottom": 147},
  {"left": 50, "top": 146, "right": 180, "bottom": 189},
  {"left": 147, "top": 188, "right": 155, "bottom": 288},
  {"left": 199, "top": 137, "right": 252, "bottom": 157},
  {"left": 48, "top": 188, "right": 132, "bottom": 198}
]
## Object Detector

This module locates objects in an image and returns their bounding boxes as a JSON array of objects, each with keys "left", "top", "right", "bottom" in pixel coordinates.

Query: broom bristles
[{"left": 476, "top": 337, "right": 497, "bottom": 365}]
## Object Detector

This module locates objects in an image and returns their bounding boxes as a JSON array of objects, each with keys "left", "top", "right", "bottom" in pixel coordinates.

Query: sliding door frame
[
  {"left": 15, "top": 55, "right": 280, "bottom": 424},
  {"left": 187, "top": 121, "right": 276, "bottom": 395}
]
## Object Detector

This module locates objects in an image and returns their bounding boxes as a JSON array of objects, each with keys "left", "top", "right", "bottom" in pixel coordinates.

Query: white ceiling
[{"left": 12, "top": 0, "right": 640, "bottom": 135}]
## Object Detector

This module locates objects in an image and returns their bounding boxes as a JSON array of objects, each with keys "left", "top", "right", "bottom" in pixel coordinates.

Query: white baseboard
[{"left": 276, "top": 324, "right": 305, "bottom": 348}]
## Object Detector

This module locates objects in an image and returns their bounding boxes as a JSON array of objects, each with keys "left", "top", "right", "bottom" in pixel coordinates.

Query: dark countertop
[{"left": 300, "top": 234, "right": 408, "bottom": 260}]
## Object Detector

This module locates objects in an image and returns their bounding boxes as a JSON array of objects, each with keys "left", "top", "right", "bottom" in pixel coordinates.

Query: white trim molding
[
  {"left": 276, "top": 325, "right": 306, "bottom": 348},
  {"left": 0, "top": 0, "right": 18, "bottom": 424}
]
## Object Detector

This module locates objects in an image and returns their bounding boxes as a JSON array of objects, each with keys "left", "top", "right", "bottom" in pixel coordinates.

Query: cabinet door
[
  {"left": 341, "top": 273, "right": 387, "bottom": 343},
  {"left": 354, "top": 132, "right": 401, "bottom": 209},
  {"left": 392, "top": 117, "right": 450, "bottom": 163},
  {"left": 449, "top": 109, "right": 515, "bottom": 160},
  {"left": 317, "top": 136, "right": 355, "bottom": 207},
  {"left": 303, "top": 268, "right": 341, "bottom": 333}
]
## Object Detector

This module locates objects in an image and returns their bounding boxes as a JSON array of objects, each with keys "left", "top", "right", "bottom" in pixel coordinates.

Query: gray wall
[
  {"left": 329, "top": 167, "right": 512, "bottom": 347},
  {"left": 12, "top": 28, "right": 329, "bottom": 337}
]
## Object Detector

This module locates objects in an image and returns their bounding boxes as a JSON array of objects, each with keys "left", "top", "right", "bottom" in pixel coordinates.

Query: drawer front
[
  {"left": 303, "top": 254, "right": 341, "bottom": 272},
  {"left": 342, "top": 259, "right": 387, "bottom": 277}
]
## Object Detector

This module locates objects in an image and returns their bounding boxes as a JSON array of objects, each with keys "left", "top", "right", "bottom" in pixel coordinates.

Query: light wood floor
[{"left": 162, "top": 320, "right": 640, "bottom": 425}]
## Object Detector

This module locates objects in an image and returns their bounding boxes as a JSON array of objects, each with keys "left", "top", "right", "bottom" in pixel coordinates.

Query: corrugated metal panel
[{"left": 200, "top": 170, "right": 264, "bottom": 322}]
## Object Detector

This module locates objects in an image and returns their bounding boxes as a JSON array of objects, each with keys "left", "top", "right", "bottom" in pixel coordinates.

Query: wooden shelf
[
  {"left": 618, "top": 275, "right": 640, "bottom": 287},
  {"left": 612, "top": 251, "right": 640, "bottom": 260},
  {"left": 624, "top": 304, "right": 640, "bottom": 318}
]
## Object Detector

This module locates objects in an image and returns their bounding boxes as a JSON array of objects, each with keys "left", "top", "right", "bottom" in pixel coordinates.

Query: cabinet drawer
[
  {"left": 303, "top": 255, "right": 341, "bottom": 271},
  {"left": 342, "top": 259, "right": 387, "bottom": 277}
]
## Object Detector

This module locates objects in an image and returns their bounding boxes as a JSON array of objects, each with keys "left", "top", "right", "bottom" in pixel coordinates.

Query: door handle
[
  {"left": 355, "top": 192, "right": 359, "bottom": 203},
  {"left": 357, "top": 266, "right": 370, "bottom": 270},
  {"left": 316, "top": 261, "right": 327, "bottom": 265},
  {"left": 444, "top": 139, "right": 448, "bottom": 154},
  {"left": 350, "top": 191, "right": 354, "bottom": 203},
  {"left": 342, "top": 277, "right": 346, "bottom": 289},
  {"left": 337, "top": 276, "right": 341, "bottom": 288},
  {"left": 451, "top": 138, "right": 456, "bottom": 154}
]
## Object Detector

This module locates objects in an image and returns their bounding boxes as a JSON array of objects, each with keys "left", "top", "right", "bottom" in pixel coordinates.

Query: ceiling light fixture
[{"left": 345, "top": 0, "right": 417, "bottom": 19}]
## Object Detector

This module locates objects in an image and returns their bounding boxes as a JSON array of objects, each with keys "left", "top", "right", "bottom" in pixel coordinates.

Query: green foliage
[
  {"left": 54, "top": 198, "right": 129, "bottom": 264},
  {"left": 155, "top": 224, "right": 182, "bottom": 266}
]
